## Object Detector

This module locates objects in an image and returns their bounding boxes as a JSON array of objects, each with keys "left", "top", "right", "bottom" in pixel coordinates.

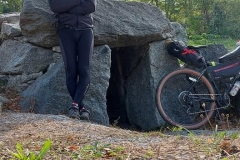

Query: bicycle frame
[
  {"left": 157, "top": 42, "right": 240, "bottom": 129},
  {"left": 186, "top": 57, "right": 240, "bottom": 108}
]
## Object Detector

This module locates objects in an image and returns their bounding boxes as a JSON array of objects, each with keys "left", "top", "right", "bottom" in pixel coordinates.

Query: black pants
[{"left": 58, "top": 28, "right": 93, "bottom": 108}]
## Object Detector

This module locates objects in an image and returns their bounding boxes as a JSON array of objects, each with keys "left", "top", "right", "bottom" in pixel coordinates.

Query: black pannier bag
[
  {"left": 165, "top": 40, "right": 204, "bottom": 68},
  {"left": 207, "top": 58, "right": 240, "bottom": 80}
]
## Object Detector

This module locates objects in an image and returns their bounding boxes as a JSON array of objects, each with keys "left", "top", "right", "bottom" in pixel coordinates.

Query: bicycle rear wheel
[{"left": 156, "top": 68, "right": 216, "bottom": 129}]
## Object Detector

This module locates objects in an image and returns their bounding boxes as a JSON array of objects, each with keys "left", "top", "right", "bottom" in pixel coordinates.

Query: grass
[
  {"left": 5, "top": 129, "right": 240, "bottom": 160},
  {"left": 8, "top": 139, "right": 51, "bottom": 160},
  {"left": 1, "top": 87, "right": 240, "bottom": 159},
  {"left": 2, "top": 113, "right": 239, "bottom": 160},
  {"left": 0, "top": 87, "right": 240, "bottom": 159},
  {"left": 188, "top": 35, "right": 237, "bottom": 51}
]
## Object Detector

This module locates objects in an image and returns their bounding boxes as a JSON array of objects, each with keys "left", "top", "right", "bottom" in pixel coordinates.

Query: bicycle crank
[
  {"left": 187, "top": 93, "right": 229, "bottom": 115},
  {"left": 178, "top": 92, "right": 229, "bottom": 115}
]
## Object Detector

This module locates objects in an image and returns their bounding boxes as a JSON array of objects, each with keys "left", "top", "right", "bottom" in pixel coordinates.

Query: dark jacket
[{"left": 48, "top": 0, "right": 97, "bottom": 30}]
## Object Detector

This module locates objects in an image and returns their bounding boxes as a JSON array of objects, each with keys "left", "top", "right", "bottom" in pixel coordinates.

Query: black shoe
[
  {"left": 68, "top": 105, "right": 80, "bottom": 120},
  {"left": 79, "top": 108, "right": 90, "bottom": 120}
]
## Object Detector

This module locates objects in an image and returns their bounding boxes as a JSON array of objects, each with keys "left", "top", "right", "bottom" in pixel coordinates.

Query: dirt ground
[{"left": 0, "top": 112, "right": 239, "bottom": 160}]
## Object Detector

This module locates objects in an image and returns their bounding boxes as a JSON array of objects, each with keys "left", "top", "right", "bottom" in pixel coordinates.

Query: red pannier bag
[{"left": 166, "top": 40, "right": 204, "bottom": 68}]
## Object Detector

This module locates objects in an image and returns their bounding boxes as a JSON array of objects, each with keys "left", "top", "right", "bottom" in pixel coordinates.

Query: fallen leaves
[
  {"left": 65, "top": 145, "right": 79, "bottom": 152},
  {"left": 220, "top": 138, "right": 240, "bottom": 157},
  {"left": 0, "top": 113, "right": 240, "bottom": 159}
]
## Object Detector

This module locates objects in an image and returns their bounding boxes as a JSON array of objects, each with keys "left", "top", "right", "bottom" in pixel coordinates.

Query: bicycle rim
[{"left": 156, "top": 68, "right": 216, "bottom": 129}]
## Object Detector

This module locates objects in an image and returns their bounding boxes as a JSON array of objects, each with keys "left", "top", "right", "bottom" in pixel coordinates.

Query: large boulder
[
  {"left": 170, "top": 22, "right": 188, "bottom": 44},
  {"left": 1, "top": 22, "right": 22, "bottom": 40},
  {"left": 0, "top": 40, "right": 53, "bottom": 75},
  {"left": 0, "top": 0, "right": 194, "bottom": 131},
  {"left": 93, "top": 0, "right": 173, "bottom": 48},
  {"left": 20, "top": 0, "right": 58, "bottom": 48},
  {"left": 0, "top": 12, "right": 20, "bottom": 30},
  {"left": 125, "top": 41, "right": 180, "bottom": 131},
  {"left": 0, "top": 40, "right": 53, "bottom": 91},
  {"left": 20, "top": 45, "right": 111, "bottom": 125},
  {"left": 20, "top": 0, "right": 174, "bottom": 48},
  {"left": 199, "top": 44, "right": 228, "bottom": 62}
]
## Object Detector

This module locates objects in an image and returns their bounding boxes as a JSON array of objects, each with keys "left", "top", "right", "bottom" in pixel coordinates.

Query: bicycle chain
[{"left": 187, "top": 93, "right": 229, "bottom": 115}]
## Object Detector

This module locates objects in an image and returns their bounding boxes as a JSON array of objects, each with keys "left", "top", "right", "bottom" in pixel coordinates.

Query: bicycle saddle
[{"left": 218, "top": 46, "right": 240, "bottom": 63}]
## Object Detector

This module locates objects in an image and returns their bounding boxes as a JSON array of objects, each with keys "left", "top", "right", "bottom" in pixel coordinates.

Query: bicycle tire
[{"left": 156, "top": 68, "right": 216, "bottom": 129}]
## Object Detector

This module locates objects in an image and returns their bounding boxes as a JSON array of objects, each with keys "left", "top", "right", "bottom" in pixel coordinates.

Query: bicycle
[{"left": 155, "top": 41, "right": 240, "bottom": 129}]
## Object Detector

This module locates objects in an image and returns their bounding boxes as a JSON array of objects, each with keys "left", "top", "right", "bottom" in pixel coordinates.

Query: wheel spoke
[{"left": 156, "top": 68, "right": 215, "bottom": 129}]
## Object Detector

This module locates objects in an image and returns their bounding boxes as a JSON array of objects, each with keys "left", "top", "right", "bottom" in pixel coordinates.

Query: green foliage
[
  {"left": 169, "top": 126, "right": 240, "bottom": 158},
  {"left": 188, "top": 33, "right": 237, "bottom": 50},
  {"left": 9, "top": 139, "right": 51, "bottom": 160},
  {"left": 213, "top": 131, "right": 226, "bottom": 146},
  {"left": 79, "top": 141, "right": 126, "bottom": 159},
  {"left": 123, "top": 0, "right": 240, "bottom": 42},
  {"left": 0, "top": 0, "right": 22, "bottom": 13}
]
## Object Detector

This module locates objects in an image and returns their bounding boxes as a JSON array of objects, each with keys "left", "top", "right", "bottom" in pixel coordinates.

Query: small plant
[
  {"left": 143, "top": 149, "right": 154, "bottom": 158},
  {"left": 79, "top": 141, "right": 125, "bottom": 159},
  {"left": 182, "top": 128, "right": 202, "bottom": 146},
  {"left": 166, "top": 126, "right": 183, "bottom": 133},
  {"left": 206, "top": 125, "right": 240, "bottom": 157},
  {"left": 212, "top": 125, "right": 226, "bottom": 146},
  {"left": 9, "top": 139, "right": 51, "bottom": 160}
]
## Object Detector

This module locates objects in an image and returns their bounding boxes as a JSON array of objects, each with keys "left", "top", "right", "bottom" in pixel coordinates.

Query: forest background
[{"left": 1, "top": 0, "right": 240, "bottom": 49}]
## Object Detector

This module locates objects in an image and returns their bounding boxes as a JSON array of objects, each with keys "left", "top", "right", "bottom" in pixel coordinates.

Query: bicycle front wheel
[{"left": 156, "top": 68, "right": 216, "bottom": 129}]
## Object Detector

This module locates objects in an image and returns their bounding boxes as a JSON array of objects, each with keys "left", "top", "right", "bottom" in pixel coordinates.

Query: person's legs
[
  {"left": 73, "top": 29, "right": 94, "bottom": 120},
  {"left": 58, "top": 29, "right": 81, "bottom": 119},
  {"left": 74, "top": 29, "right": 94, "bottom": 109},
  {"left": 58, "top": 28, "right": 94, "bottom": 120},
  {"left": 58, "top": 29, "right": 78, "bottom": 100}
]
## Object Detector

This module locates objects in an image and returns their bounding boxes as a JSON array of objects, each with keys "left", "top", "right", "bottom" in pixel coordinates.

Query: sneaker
[
  {"left": 68, "top": 105, "right": 80, "bottom": 120},
  {"left": 79, "top": 108, "right": 90, "bottom": 120}
]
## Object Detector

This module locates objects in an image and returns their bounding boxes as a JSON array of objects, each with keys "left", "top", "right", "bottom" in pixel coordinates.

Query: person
[{"left": 48, "top": 0, "right": 97, "bottom": 120}]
